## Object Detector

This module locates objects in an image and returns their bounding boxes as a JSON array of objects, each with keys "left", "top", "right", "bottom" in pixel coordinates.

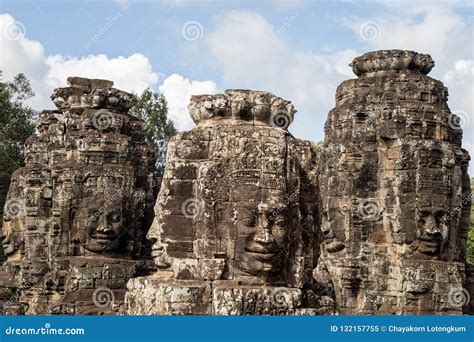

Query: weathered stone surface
[
  {"left": 2, "top": 51, "right": 472, "bottom": 316},
  {"left": 1, "top": 77, "right": 159, "bottom": 314},
  {"left": 318, "top": 50, "right": 471, "bottom": 314},
  {"left": 126, "top": 89, "right": 325, "bottom": 315}
]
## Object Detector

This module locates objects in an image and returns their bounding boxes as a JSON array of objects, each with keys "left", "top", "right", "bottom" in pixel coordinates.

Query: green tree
[
  {"left": 129, "top": 88, "right": 177, "bottom": 174},
  {"left": 0, "top": 74, "right": 36, "bottom": 262}
]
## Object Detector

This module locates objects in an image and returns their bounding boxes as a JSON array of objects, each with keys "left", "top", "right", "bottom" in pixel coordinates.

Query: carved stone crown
[
  {"left": 188, "top": 89, "right": 296, "bottom": 130},
  {"left": 350, "top": 50, "right": 435, "bottom": 77},
  {"left": 51, "top": 76, "right": 134, "bottom": 112}
]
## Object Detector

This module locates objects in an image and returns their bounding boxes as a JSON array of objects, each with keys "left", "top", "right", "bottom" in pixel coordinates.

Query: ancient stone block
[
  {"left": 319, "top": 50, "right": 471, "bottom": 314},
  {"left": 1, "top": 77, "right": 159, "bottom": 314}
]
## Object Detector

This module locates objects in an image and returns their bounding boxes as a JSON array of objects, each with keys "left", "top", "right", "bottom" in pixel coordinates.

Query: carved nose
[
  {"left": 2, "top": 227, "right": 11, "bottom": 241},
  {"left": 97, "top": 215, "right": 113, "bottom": 233},
  {"left": 423, "top": 216, "right": 443, "bottom": 239},
  {"left": 146, "top": 218, "right": 160, "bottom": 243},
  {"left": 254, "top": 229, "right": 275, "bottom": 245},
  {"left": 425, "top": 216, "right": 439, "bottom": 232}
]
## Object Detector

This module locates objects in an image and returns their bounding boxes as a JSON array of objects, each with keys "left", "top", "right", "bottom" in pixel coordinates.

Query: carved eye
[
  {"left": 109, "top": 213, "right": 122, "bottom": 223},
  {"left": 419, "top": 211, "right": 431, "bottom": 223},
  {"left": 435, "top": 211, "right": 448, "bottom": 225},
  {"left": 240, "top": 215, "right": 256, "bottom": 226},
  {"left": 272, "top": 217, "right": 286, "bottom": 227}
]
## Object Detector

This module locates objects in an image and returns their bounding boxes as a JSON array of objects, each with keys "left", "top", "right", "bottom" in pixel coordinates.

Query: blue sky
[{"left": 1, "top": 0, "right": 473, "bottom": 169}]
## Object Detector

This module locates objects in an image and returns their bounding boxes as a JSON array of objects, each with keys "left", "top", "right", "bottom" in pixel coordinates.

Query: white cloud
[
  {"left": 341, "top": 4, "right": 474, "bottom": 83},
  {"left": 46, "top": 54, "right": 159, "bottom": 94},
  {"left": 205, "top": 10, "right": 357, "bottom": 142},
  {"left": 0, "top": 14, "right": 51, "bottom": 109},
  {"left": 443, "top": 59, "right": 474, "bottom": 173},
  {"left": 343, "top": 5, "right": 465, "bottom": 60},
  {"left": 343, "top": 4, "right": 473, "bottom": 173},
  {"left": 204, "top": 8, "right": 473, "bottom": 172},
  {"left": 159, "top": 74, "right": 216, "bottom": 130},
  {"left": 0, "top": 13, "right": 160, "bottom": 110},
  {"left": 265, "top": 0, "right": 310, "bottom": 11},
  {"left": 0, "top": 12, "right": 217, "bottom": 129},
  {"left": 114, "top": 0, "right": 129, "bottom": 9}
]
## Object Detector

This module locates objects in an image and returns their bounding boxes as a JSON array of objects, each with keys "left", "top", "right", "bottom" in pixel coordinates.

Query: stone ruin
[
  {"left": 317, "top": 50, "right": 471, "bottom": 314},
  {"left": 1, "top": 50, "right": 472, "bottom": 315},
  {"left": 0, "top": 77, "right": 158, "bottom": 314},
  {"left": 125, "top": 89, "right": 331, "bottom": 315}
]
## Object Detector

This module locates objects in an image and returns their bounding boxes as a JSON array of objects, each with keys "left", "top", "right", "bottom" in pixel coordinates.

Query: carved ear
[
  {"left": 69, "top": 207, "right": 78, "bottom": 220},
  {"left": 69, "top": 236, "right": 81, "bottom": 256}
]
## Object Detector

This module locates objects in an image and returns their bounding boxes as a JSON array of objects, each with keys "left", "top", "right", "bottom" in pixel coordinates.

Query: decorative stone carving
[
  {"left": 318, "top": 50, "right": 471, "bottom": 314},
  {"left": 125, "top": 90, "right": 333, "bottom": 315},
  {"left": 1, "top": 77, "right": 158, "bottom": 314},
  {"left": 1, "top": 50, "right": 471, "bottom": 316}
]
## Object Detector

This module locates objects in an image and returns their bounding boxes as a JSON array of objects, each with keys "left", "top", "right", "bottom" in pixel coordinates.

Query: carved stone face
[
  {"left": 216, "top": 183, "right": 290, "bottom": 280},
  {"left": 395, "top": 145, "right": 454, "bottom": 259},
  {"left": 234, "top": 200, "right": 288, "bottom": 276},
  {"left": 72, "top": 199, "right": 127, "bottom": 255},
  {"left": 147, "top": 212, "right": 171, "bottom": 268},
  {"left": 2, "top": 215, "right": 24, "bottom": 261},
  {"left": 414, "top": 208, "right": 449, "bottom": 255},
  {"left": 321, "top": 209, "right": 346, "bottom": 253}
]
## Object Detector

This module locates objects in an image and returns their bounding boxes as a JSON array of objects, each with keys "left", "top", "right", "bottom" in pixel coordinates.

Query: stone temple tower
[
  {"left": 125, "top": 90, "right": 333, "bottom": 315},
  {"left": 1, "top": 77, "right": 159, "bottom": 314},
  {"left": 318, "top": 50, "right": 471, "bottom": 314}
]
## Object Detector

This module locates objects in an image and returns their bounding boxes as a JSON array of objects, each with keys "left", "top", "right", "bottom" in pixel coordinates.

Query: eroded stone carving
[
  {"left": 1, "top": 77, "right": 158, "bottom": 314},
  {"left": 125, "top": 90, "right": 333, "bottom": 315},
  {"left": 1, "top": 50, "right": 471, "bottom": 316},
  {"left": 318, "top": 50, "right": 471, "bottom": 314}
]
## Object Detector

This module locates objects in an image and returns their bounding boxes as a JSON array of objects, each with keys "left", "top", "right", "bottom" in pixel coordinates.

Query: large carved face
[
  {"left": 234, "top": 200, "right": 288, "bottom": 276},
  {"left": 2, "top": 172, "right": 26, "bottom": 261},
  {"left": 413, "top": 207, "right": 449, "bottom": 256},
  {"left": 147, "top": 211, "right": 170, "bottom": 268},
  {"left": 396, "top": 146, "right": 454, "bottom": 259},
  {"left": 72, "top": 198, "right": 127, "bottom": 255},
  {"left": 227, "top": 185, "right": 290, "bottom": 278}
]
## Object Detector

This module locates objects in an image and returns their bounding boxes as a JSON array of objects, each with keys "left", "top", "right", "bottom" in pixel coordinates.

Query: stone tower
[
  {"left": 1, "top": 50, "right": 471, "bottom": 317},
  {"left": 125, "top": 90, "right": 334, "bottom": 315},
  {"left": 318, "top": 50, "right": 471, "bottom": 314},
  {"left": 1, "top": 77, "right": 158, "bottom": 314}
]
